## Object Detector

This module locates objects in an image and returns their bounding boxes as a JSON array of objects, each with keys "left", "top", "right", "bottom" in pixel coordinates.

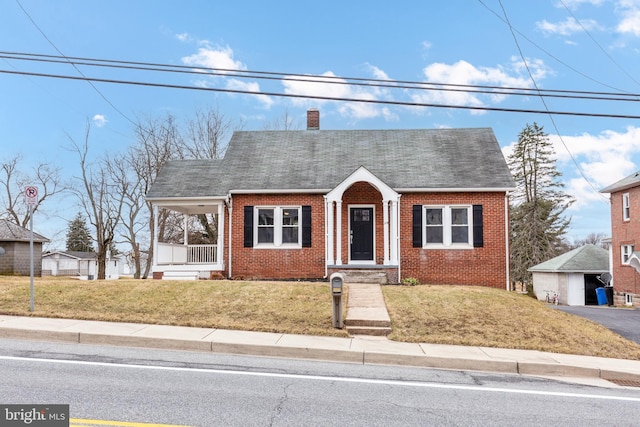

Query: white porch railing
[{"left": 157, "top": 243, "right": 218, "bottom": 265}]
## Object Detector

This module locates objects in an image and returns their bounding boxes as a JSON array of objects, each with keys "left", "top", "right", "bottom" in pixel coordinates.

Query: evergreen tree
[
  {"left": 66, "top": 212, "right": 94, "bottom": 252},
  {"left": 508, "top": 123, "right": 574, "bottom": 286}
]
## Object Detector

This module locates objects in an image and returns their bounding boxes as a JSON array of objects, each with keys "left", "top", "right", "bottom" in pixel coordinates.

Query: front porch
[{"left": 151, "top": 200, "right": 225, "bottom": 280}]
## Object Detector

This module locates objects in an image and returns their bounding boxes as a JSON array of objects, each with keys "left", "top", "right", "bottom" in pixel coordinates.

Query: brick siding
[
  {"left": 225, "top": 186, "right": 508, "bottom": 287},
  {"left": 609, "top": 188, "right": 640, "bottom": 297}
]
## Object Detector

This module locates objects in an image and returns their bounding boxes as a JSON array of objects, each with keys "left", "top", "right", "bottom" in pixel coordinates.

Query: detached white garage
[{"left": 528, "top": 244, "right": 609, "bottom": 306}]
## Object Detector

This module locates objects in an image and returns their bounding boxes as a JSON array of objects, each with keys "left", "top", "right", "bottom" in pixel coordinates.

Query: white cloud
[
  {"left": 182, "top": 44, "right": 246, "bottom": 71},
  {"left": 92, "top": 114, "right": 107, "bottom": 127},
  {"left": 500, "top": 126, "right": 640, "bottom": 211},
  {"left": 281, "top": 68, "right": 396, "bottom": 121},
  {"left": 225, "top": 79, "right": 274, "bottom": 108},
  {"left": 617, "top": 4, "right": 640, "bottom": 36},
  {"left": 181, "top": 43, "right": 273, "bottom": 108},
  {"left": 175, "top": 32, "right": 190, "bottom": 42},
  {"left": 536, "top": 17, "right": 600, "bottom": 36},
  {"left": 412, "top": 58, "right": 549, "bottom": 113}
]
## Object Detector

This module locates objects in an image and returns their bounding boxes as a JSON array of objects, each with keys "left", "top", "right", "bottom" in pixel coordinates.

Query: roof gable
[
  {"left": 147, "top": 127, "right": 515, "bottom": 199},
  {"left": 0, "top": 219, "right": 49, "bottom": 243},
  {"left": 600, "top": 170, "right": 640, "bottom": 193},
  {"left": 528, "top": 244, "right": 609, "bottom": 273}
]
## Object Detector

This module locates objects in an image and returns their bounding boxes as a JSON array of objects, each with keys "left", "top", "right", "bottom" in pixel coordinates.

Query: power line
[
  {"left": 15, "top": 0, "right": 137, "bottom": 127},
  {"left": 2, "top": 67, "right": 640, "bottom": 120},
  {"left": 3, "top": 51, "right": 640, "bottom": 103},
  {"left": 558, "top": 0, "right": 640, "bottom": 89},
  {"left": 476, "top": 0, "right": 632, "bottom": 94},
  {"left": 498, "top": 0, "right": 607, "bottom": 201}
]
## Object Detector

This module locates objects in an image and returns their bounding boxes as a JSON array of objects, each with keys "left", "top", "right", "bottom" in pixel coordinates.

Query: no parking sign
[{"left": 25, "top": 186, "right": 38, "bottom": 206}]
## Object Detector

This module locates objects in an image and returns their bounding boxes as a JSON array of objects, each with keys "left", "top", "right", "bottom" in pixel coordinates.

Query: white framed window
[
  {"left": 623, "top": 193, "right": 630, "bottom": 221},
  {"left": 622, "top": 244, "right": 634, "bottom": 265},
  {"left": 423, "top": 205, "right": 472, "bottom": 248},
  {"left": 255, "top": 206, "right": 301, "bottom": 247}
]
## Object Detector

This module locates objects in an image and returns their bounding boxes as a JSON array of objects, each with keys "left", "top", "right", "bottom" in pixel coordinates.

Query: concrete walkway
[
  {"left": 1, "top": 283, "right": 640, "bottom": 387},
  {"left": 345, "top": 283, "right": 392, "bottom": 335}
]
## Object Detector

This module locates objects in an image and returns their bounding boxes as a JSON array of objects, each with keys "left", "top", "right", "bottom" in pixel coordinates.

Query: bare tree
[
  {"left": 68, "top": 124, "right": 124, "bottom": 280},
  {"left": 572, "top": 232, "right": 609, "bottom": 249},
  {"left": 262, "top": 108, "right": 299, "bottom": 130},
  {"left": 0, "top": 154, "right": 67, "bottom": 227},
  {"left": 183, "top": 106, "right": 236, "bottom": 159},
  {"left": 124, "top": 113, "right": 183, "bottom": 278}
]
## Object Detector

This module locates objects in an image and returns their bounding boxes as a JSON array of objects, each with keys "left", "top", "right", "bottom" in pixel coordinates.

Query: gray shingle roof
[
  {"left": 600, "top": 170, "right": 640, "bottom": 193},
  {"left": 147, "top": 128, "right": 514, "bottom": 199},
  {"left": 528, "top": 244, "right": 609, "bottom": 273},
  {"left": 0, "top": 219, "right": 49, "bottom": 243}
]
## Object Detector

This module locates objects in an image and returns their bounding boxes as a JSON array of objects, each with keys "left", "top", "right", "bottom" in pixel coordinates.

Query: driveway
[{"left": 553, "top": 306, "right": 640, "bottom": 345}]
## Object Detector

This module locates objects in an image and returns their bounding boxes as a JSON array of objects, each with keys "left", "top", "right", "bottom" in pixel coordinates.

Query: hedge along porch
[{"left": 146, "top": 110, "right": 515, "bottom": 287}]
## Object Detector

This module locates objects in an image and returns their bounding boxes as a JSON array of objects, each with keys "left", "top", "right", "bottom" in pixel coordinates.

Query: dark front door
[{"left": 350, "top": 207, "right": 374, "bottom": 261}]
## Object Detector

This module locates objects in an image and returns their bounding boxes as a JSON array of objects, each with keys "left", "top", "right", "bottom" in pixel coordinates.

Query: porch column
[
  {"left": 217, "top": 204, "right": 224, "bottom": 267},
  {"left": 335, "top": 201, "right": 343, "bottom": 265},
  {"left": 383, "top": 199, "right": 390, "bottom": 265},
  {"left": 390, "top": 198, "right": 399, "bottom": 264},
  {"left": 153, "top": 204, "right": 159, "bottom": 268},
  {"left": 183, "top": 214, "right": 188, "bottom": 246},
  {"left": 326, "top": 199, "right": 334, "bottom": 265}
]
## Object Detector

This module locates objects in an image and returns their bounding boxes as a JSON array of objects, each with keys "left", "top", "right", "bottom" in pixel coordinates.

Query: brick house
[
  {"left": 601, "top": 171, "right": 640, "bottom": 306},
  {"left": 0, "top": 219, "right": 49, "bottom": 276},
  {"left": 146, "top": 110, "right": 515, "bottom": 287}
]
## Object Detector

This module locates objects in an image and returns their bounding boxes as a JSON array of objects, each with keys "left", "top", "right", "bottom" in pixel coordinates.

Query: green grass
[{"left": 1, "top": 276, "right": 639, "bottom": 360}]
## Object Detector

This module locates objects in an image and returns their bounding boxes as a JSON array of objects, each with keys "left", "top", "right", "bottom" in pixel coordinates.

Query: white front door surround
[{"left": 324, "top": 166, "right": 400, "bottom": 267}]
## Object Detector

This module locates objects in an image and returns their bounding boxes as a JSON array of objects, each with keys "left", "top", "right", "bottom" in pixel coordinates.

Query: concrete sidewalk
[{"left": 1, "top": 313, "right": 639, "bottom": 386}]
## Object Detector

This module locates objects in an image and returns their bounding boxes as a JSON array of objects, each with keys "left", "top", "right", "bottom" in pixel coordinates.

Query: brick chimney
[{"left": 307, "top": 108, "right": 320, "bottom": 130}]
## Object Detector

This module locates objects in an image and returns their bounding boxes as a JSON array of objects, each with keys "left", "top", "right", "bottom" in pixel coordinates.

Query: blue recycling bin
[{"left": 595, "top": 287, "right": 608, "bottom": 305}]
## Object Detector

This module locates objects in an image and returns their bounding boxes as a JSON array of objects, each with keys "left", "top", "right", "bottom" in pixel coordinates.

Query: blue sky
[{"left": 2, "top": 0, "right": 640, "bottom": 249}]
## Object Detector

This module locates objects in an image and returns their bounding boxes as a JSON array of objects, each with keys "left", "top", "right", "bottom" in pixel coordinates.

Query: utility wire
[
  {"left": 498, "top": 0, "right": 607, "bottom": 201},
  {"left": 2, "top": 67, "right": 640, "bottom": 120},
  {"left": 3, "top": 51, "right": 640, "bottom": 103},
  {"left": 477, "top": 0, "right": 632, "bottom": 94},
  {"left": 15, "top": 0, "right": 137, "bottom": 127},
  {"left": 559, "top": 0, "right": 640, "bottom": 89}
]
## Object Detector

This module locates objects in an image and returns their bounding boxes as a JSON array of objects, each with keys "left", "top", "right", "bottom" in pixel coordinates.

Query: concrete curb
[{"left": 1, "top": 316, "right": 640, "bottom": 383}]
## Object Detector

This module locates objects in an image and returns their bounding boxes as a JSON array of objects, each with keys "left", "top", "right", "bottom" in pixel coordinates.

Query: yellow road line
[{"left": 70, "top": 418, "right": 193, "bottom": 427}]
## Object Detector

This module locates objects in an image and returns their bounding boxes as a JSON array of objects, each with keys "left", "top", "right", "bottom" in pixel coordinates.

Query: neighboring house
[
  {"left": 0, "top": 219, "right": 49, "bottom": 276},
  {"left": 601, "top": 171, "right": 640, "bottom": 306},
  {"left": 146, "top": 109, "right": 515, "bottom": 287},
  {"left": 42, "top": 251, "right": 121, "bottom": 280},
  {"left": 528, "top": 244, "right": 609, "bottom": 306}
]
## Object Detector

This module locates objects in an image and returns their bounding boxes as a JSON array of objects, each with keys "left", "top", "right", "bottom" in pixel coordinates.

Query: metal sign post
[{"left": 25, "top": 186, "right": 38, "bottom": 312}]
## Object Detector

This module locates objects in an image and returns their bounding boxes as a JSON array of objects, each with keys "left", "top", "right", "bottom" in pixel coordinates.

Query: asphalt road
[
  {"left": 553, "top": 306, "right": 640, "bottom": 344},
  {"left": 1, "top": 339, "right": 640, "bottom": 426}
]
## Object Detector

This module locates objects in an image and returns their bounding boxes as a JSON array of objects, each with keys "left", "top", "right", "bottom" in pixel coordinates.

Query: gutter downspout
[
  {"left": 505, "top": 192, "right": 510, "bottom": 291},
  {"left": 227, "top": 195, "right": 233, "bottom": 279}
]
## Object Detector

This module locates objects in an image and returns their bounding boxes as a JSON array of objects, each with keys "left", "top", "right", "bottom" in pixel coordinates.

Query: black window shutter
[
  {"left": 302, "top": 205, "right": 312, "bottom": 247},
  {"left": 412, "top": 205, "right": 422, "bottom": 248},
  {"left": 244, "top": 206, "right": 254, "bottom": 248},
  {"left": 473, "top": 204, "right": 484, "bottom": 248}
]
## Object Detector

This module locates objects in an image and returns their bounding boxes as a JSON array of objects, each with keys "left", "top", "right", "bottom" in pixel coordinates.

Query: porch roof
[{"left": 147, "top": 128, "right": 515, "bottom": 199}]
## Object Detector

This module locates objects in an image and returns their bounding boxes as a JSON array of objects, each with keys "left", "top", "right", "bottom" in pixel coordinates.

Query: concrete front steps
[
  {"left": 345, "top": 283, "right": 393, "bottom": 337},
  {"left": 339, "top": 270, "right": 388, "bottom": 284},
  {"left": 345, "top": 318, "right": 392, "bottom": 337}
]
